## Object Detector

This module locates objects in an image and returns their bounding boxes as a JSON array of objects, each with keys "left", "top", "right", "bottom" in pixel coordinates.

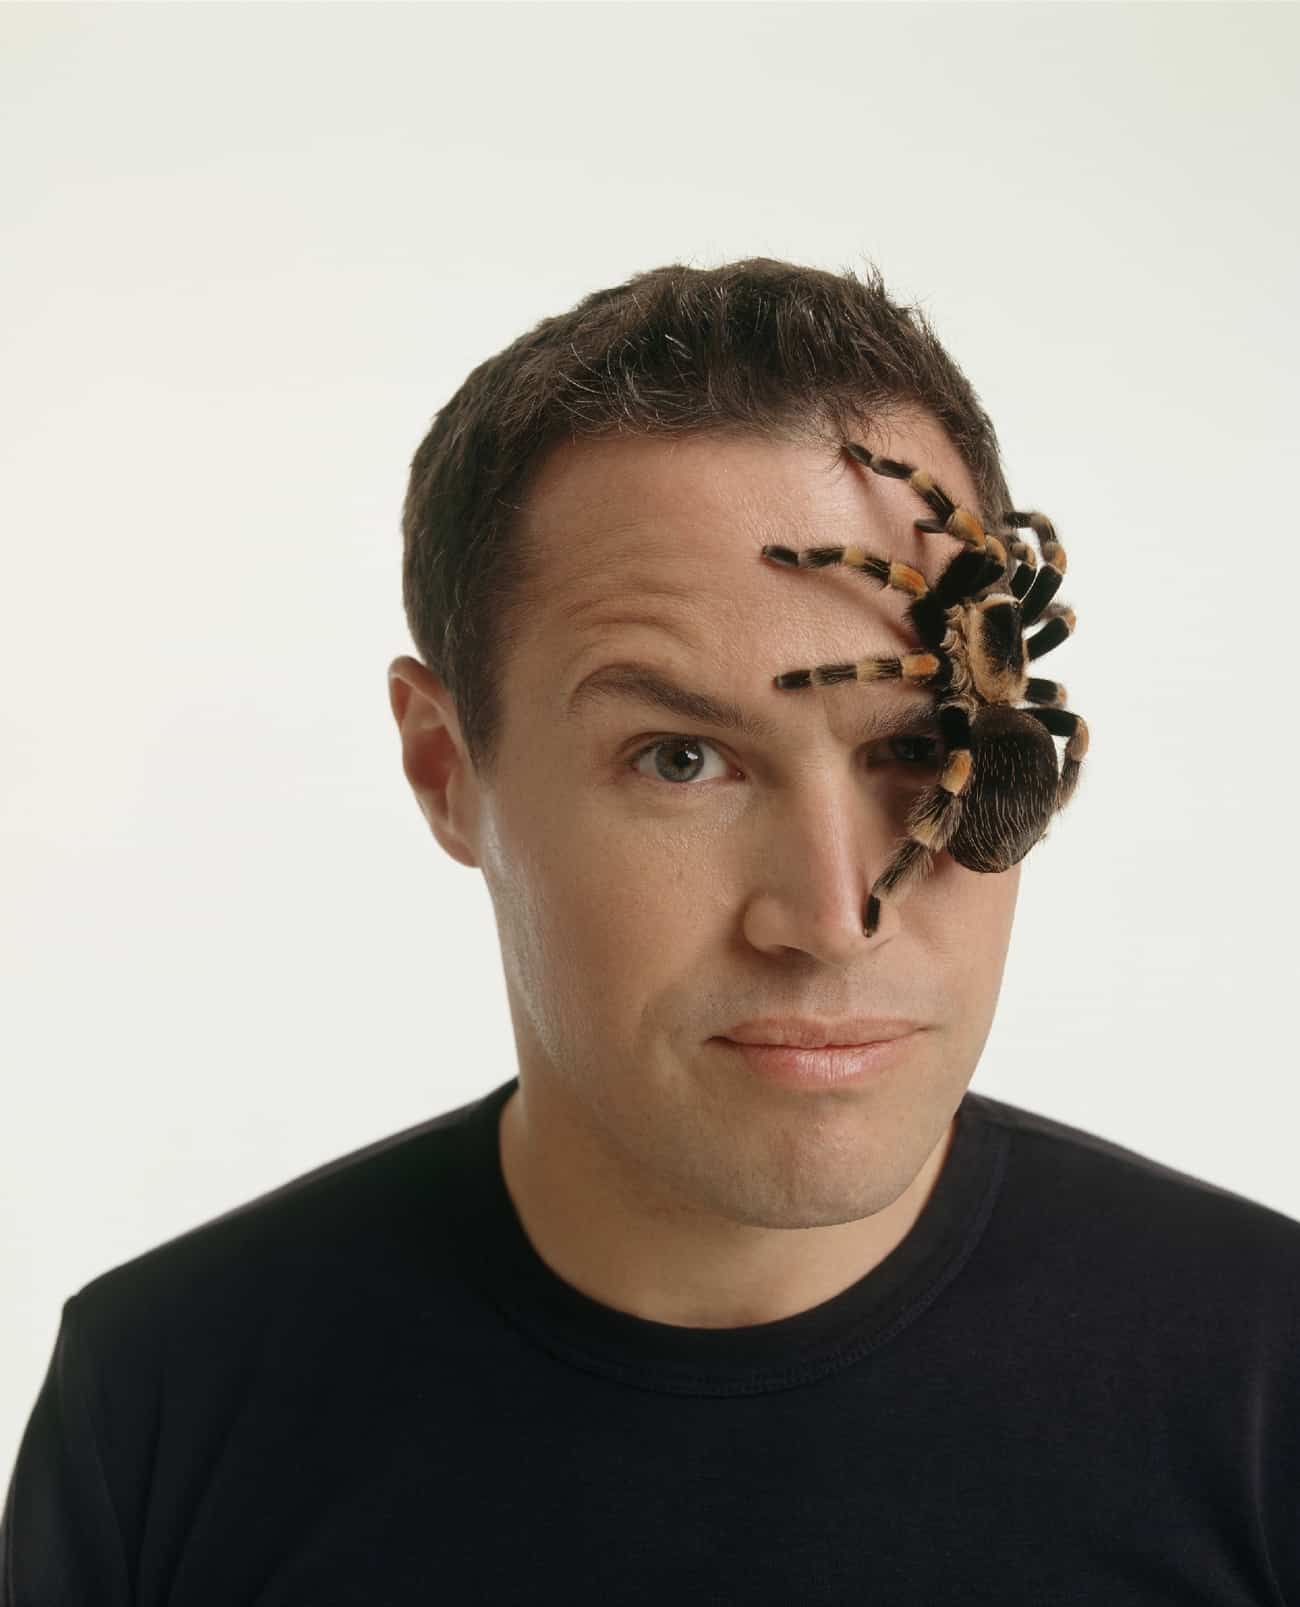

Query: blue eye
[{"left": 630, "top": 737, "right": 730, "bottom": 787}]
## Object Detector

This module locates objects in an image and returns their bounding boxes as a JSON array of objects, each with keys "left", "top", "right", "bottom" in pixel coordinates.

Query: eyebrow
[{"left": 566, "top": 662, "right": 942, "bottom": 744}]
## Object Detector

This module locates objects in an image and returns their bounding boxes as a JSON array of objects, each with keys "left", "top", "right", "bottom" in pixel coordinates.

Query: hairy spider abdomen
[{"left": 946, "top": 706, "right": 1059, "bottom": 873}]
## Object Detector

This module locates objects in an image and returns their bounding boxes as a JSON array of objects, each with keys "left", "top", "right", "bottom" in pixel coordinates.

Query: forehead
[{"left": 507, "top": 415, "right": 983, "bottom": 714}]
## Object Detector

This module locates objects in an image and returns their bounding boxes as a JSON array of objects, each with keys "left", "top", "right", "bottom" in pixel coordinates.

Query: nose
[{"left": 740, "top": 781, "right": 905, "bottom": 962}]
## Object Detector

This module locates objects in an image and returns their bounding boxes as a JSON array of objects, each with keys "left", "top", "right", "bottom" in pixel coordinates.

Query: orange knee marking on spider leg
[
  {"left": 985, "top": 536, "right": 1007, "bottom": 568},
  {"left": 1068, "top": 719, "right": 1090, "bottom": 758},
  {"left": 854, "top": 659, "right": 894, "bottom": 681},
  {"left": 889, "top": 562, "right": 927, "bottom": 596},
  {"left": 841, "top": 545, "right": 868, "bottom": 568},
  {"left": 940, "top": 749, "right": 973, "bottom": 793},
  {"left": 950, "top": 507, "right": 986, "bottom": 546},
  {"left": 909, "top": 468, "right": 937, "bottom": 497},
  {"left": 900, "top": 653, "right": 941, "bottom": 680}
]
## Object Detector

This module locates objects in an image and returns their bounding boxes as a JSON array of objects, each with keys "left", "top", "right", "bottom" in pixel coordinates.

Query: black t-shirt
[{"left": 3, "top": 1076, "right": 1298, "bottom": 1605}]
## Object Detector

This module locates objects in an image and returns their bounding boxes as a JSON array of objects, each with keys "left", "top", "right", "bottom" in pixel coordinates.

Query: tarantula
[{"left": 761, "top": 439, "right": 1088, "bottom": 937}]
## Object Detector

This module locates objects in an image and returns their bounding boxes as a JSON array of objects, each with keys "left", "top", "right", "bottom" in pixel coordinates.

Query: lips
[
  {"left": 722, "top": 1018, "right": 921, "bottom": 1049},
  {"left": 718, "top": 1035, "right": 917, "bottom": 1090}
]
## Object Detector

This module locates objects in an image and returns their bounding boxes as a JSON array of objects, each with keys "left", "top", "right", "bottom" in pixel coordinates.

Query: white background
[{"left": 3, "top": 0, "right": 1297, "bottom": 1478}]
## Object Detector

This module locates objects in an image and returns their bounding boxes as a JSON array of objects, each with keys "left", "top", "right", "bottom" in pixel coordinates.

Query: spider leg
[
  {"left": 762, "top": 540, "right": 1003, "bottom": 615},
  {"left": 914, "top": 516, "right": 1010, "bottom": 581},
  {"left": 760, "top": 542, "right": 929, "bottom": 605},
  {"left": 990, "top": 535, "right": 1039, "bottom": 594},
  {"left": 998, "top": 509, "right": 1068, "bottom": 609},
  {"left": 928, "top": 547, "right": 1006, "bottom": 609},
  {"left": 1026, "top": 607, "right": 1076, "bottom": 662},
  {"left": 1004, "top": 514, "right": 1068, "bottom": 627},
  {"left": 843, "top": 441, "right": 1009, "bottom": 576},
  {"left": 761, "top": 542, "right": 981, "bottom": 670},
  {"left": 770, "top": 649, "right": 953, "bottom": 695},
  {"left": 1003, "top": 509, "right": 1059, "bottom": 551},
  {"left": 1023, "top": 678, "right": 1068, "bottom": 707},
  {"left": 763, "top": 538, "right": 1000, "bottom": 664},
  {"left": 863, "top": 703, "right": 975, "bottom": 935},
  {"left": 1009, "top": 553, "right": 1039, "bottom": 601},
  {"left": 1023, "top": 706, "right": 1089, "bottom": 808}
]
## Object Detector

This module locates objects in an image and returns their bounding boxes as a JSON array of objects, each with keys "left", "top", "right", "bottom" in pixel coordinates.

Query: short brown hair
[{"left": 400, "top": 255, "right": 1015, "bottom": 780}]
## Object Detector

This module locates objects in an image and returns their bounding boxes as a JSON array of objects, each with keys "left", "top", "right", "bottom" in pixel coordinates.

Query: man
[{"left": 4, "top": 258, "right": 1297, "bottom": 1602}]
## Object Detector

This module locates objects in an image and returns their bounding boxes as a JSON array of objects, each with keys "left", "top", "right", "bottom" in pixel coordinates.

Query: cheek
[
  {"left": 558, "top": 839, "right": 712, "bottom": 986},
  {"left": 492, "top": 808, "right": 699, "bottom": 1017},
  {"left": 918, "top": 858, "right": 1020, "bottom": 998}
]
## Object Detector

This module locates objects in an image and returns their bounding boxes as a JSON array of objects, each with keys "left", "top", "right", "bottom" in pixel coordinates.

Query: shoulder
[
  {"left": 964, "top": 1088, "right": 1300, "bottom": 1325},
  {"left": 68, "top": 1083, "right": 501, "bottom": 1351}
]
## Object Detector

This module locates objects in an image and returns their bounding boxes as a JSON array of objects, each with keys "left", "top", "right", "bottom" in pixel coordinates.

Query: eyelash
[{"left": 627, "top": 734, "right": 944, "bottom": 789}]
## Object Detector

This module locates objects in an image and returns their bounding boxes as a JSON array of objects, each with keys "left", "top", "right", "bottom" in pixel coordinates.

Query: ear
[{"left": 387, "top": 656, "right": 482, "bottom": 869}]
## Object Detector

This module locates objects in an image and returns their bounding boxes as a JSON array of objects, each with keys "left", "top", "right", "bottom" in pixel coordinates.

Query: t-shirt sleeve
[{"left": 1, "top": 1296, "right": 132, "bottom": 1607}]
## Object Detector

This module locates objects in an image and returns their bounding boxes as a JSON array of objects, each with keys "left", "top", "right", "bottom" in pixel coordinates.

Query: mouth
[
  {"left": 721, "top": 1018, "right": 922, "bottom": 1049},
  {"left": 714, "top": 1031, "right": 920, "bottom": 1089}
]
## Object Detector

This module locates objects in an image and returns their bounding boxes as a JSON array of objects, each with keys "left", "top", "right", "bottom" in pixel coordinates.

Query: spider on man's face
[{"left": 761, "top": 439, "right": 1089, "bottom": 937}]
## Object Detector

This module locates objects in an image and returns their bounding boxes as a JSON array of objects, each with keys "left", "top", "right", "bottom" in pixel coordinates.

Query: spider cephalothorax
[{"left": 761, "top": 439, "right": 1089, "bottom": 936}]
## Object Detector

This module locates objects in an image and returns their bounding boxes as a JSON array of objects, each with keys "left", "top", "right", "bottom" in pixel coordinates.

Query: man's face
[{"left": 458, "top": 413, "right": 1018, "bottom": 1230}]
